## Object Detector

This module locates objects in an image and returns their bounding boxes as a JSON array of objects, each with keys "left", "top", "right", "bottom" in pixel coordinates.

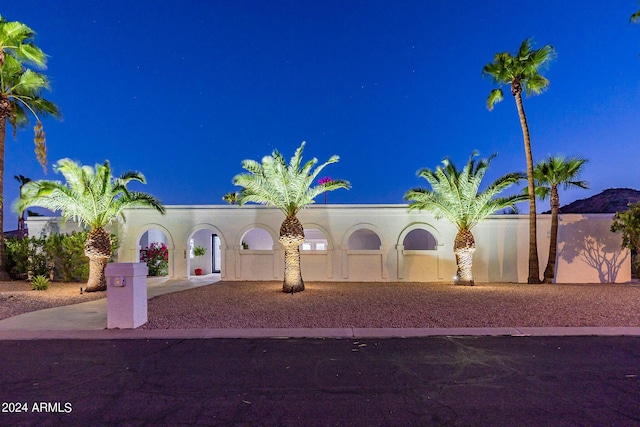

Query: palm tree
[
  {"left": 14, "top": 174, "right": 30, "bottom": 236},
  {"left": 483, "top": 38, "right": 555, "bottom": 284},
  {"left": 222, "top": 191, "right": 239, "bottom": 205},
  {"left": 0, "top": 15, "right": 60, "bottom": 279},
  {"left": 15, "top": 158, "right": 165, "bottom": 292},
  {"left": 631, "top": 4, "right": 640, "bottom": 23},
  {"left": 405, "top": 152, "right": 526, "bottom": 286},
  {"left": 532, "top": 155, "right": 588, "bottom": 283},
  {"left": 233, "top": 141, "right": 349, "bottom": 293}
]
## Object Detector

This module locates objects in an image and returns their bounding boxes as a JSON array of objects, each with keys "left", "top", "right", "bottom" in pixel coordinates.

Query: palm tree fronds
[
  {"left": 405, "top": 152, "right": 524, "bottom": 231},
  {"left": 16, "top": 158, "right": 165, "bottom": 229},
  {"left": 486, "top": 89, "right": 503, "bottom": 110},
  {"left": 233, "top": 142, "right": 349, "bottom": 215}
]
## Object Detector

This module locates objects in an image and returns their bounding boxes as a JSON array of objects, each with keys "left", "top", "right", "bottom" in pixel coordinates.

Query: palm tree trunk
[
  {"left": 453, "top": 228, "right": 476, "bottom": 286},
  {"left": 86, "top": 255, "right": 108, "bottom": 291},
  {"left": 544, "top": 186, "right": 560, "bottom": 283},
  {"left": 513, "top": 89, "right": 541, "bottom": 284},
  {"left": 84, "top": 227, "right": 112, "bottom": 292},
  {"left": 279, "top": 214, "right": 305, "bottom": 293},
  {"left": 0, "top": 106, "right": 11, "bottom": 280}
]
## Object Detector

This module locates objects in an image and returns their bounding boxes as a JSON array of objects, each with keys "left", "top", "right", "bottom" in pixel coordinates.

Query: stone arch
[
  {"left": 397, "top": 222, "right": 441, "bottom": 249},
  {"left": 396, "top": 222, "right": 442, "bottom": 281},
  {"left": 341, "top": 223, "right": 388, "bottom": 280},
  {"left": 133, "top": 223, "right": 175, "bottom": 277},
  {"left": 186, "top": 224, "right": 227, "bottom": 278},
  {"left": 300, "top": 223, "right": 334, "bottom": 279},
  {"left": 301, "top": 222, "right": 334, "bottom": 251},
  {"left": 234, "top": 223, "right": 280, "bottom": 280},
  {"left": 237, "top": 223, "right": 278, "bottom": 250},
  {"left": 343, "top": 223, "right": 384, "bottom": 250}
]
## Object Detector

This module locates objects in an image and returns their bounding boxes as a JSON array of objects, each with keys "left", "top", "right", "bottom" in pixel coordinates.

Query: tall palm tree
[
  {"left": 14, "top": 174, "right": 30, "bottom": 236},
  {"left": 233, "top": 141, "right": 349, "bottom": 293},
  {"left": 405, "top": 152, "right": 526, "bottom": 286},
  {"left": 532, "top": 155, "right": 588, "bottom": 283},
  {"left": 483, "top": 38, "right": 555, "bottom": 284},
  {"left": 0, "top": 15, "right": 60, "bottom": 279},
  {"left": 15, "top": 158, "right": 165, "bottom": 292}
]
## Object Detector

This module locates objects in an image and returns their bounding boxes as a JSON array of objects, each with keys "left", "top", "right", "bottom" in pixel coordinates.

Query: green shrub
[
  {"left": 31, "top": 275, "right": 50, "bottom": 291},
  {"left": 5, "top": 236, "right": 48, "bottom": 279},
  {"left": 5, "top": 231, "right": 121, "bottom": 282}
]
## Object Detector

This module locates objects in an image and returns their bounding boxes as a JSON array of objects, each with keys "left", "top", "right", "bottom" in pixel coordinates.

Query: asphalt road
[{"left": 1, "top": 336, "right": 639, "bottom": 426}]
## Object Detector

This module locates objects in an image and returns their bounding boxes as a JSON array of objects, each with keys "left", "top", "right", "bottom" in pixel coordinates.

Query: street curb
[{"left": 1, "top": 326, "right": 639, "bottom": 340}]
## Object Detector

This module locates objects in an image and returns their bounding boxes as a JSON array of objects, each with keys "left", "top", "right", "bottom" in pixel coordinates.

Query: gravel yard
[
  {"left": 2, "top": 280, "right": 639, "bottom": 329},
  {"left": 142, "top": 280, "right": 640, "bottom": 329},
  {"left": 0, "top": 281, "right": 105, "bottom": 321}
]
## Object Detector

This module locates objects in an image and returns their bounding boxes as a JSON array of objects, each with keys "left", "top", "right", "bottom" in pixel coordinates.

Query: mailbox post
[{"left": 106, "top": 262, "right": 148, "bottom": 329}]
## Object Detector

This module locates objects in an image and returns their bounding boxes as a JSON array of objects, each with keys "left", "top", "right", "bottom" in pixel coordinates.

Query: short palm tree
[
  {"left": 15, "top": 158, "right": 165, "bottom": 292},
  {"left": 483, "top": 38, "right": 554, "bottom": 284},
  {"left": 0, "top": 16, "right": 60, "bottom": 279},
  {"left": 532, "top": 155, "right": 588, "bottom": 283},
  {"left": 232, "top": 141, "right": 349, "bottom": 293},
  {"left": 222, "top": 191, "right": 239, "bottom": 205},
  {"left": 405, "top": 152, "right": 526, "bottom": 286}
]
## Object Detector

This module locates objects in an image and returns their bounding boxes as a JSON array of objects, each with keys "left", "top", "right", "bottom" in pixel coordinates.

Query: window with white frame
[{"left": 302, "top": 228, "right": 328, "bottom": 251}]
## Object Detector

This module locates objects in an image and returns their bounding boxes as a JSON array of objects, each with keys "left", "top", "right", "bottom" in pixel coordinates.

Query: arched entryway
[
  {"left": 138, "top": 228, "right": 171, "bottom": 277},
  {"left": 187, "top": 226, "right": 225, "bottom": 279}
]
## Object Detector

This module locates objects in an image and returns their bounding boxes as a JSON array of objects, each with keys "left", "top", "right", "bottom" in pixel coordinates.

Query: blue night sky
[{"left": 2, "top": 1, "right": 639, "bottom": 230}]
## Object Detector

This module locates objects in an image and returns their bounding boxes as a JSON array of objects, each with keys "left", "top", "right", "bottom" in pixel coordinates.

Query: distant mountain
[{"left": 558, "top": 188, "right": 640, "bottom": 214}]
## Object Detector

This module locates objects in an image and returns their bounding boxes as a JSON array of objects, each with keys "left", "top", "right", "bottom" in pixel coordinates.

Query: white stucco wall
[{"left": 27, "top": 205, "right": 631, "bottom": 284}]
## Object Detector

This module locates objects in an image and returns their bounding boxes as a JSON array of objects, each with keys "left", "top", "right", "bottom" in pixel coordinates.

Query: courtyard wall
[{"left": 26, "top": 205, "right": 631, "bottom": 284}]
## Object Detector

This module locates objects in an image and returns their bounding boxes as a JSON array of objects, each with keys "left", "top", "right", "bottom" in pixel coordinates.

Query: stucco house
[{"left": 26, "top": 204, "right": 631, "bottom": 284}]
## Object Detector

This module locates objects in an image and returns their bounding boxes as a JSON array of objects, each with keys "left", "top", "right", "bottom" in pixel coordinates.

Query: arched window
[
  {"left": 240, "top": 228, "right": 273, "bottom": 250},
  {"left": 302, "top": 228, "right": 328, "bottom": 251},
  {"left": 348, "top": 229, "right": 381, "bottom": 250},
  {"left": 403, "top": 229, "right": 437, "bottom": 250}
]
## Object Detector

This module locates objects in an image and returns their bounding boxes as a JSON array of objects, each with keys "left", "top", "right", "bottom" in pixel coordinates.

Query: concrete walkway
[{"left": 1, "top": 276, "right": 640, "bottom": 340}]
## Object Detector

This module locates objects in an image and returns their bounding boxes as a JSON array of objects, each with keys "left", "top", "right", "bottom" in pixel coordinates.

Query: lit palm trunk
[
  {"left": 84, "top": 227, "right": 112, "bottom": 292},
  {"left": 514, "top": 88, "right": 541, "bottom": 284},
  {"left": 454, "top": 229, "right": 476, "bottom": 286},
  {"left": 543, "top": 186, "right": 560, "bottom": 283},
  {"left": 280, "top": 215, "right": 305, "bottom": 293}
]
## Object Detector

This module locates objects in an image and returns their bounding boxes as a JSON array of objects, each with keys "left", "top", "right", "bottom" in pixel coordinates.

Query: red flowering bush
[{"left": 140, "top": 242, "right": 169, "bottom": 276}]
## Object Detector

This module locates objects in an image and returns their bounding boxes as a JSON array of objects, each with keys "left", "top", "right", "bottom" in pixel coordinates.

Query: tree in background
[
  {"left": 531, "top": 156, "right": 588, "bottom": 283},
  {"left": 0, "top": 15, "right": 60, "bottom": 279},
  {"left": 631, "top": 4, "right": 640, "bottom": 23},
  {"left": 15, "top": 158, "right": 165, "bottom": 292},
  {"left": 233, "top": 142, "right": 349, "bottom": 293},
  {"left": 483, "top": 38, "right": 555, "bottom": 284},
  {"left": 14, "top": 174, "right": 31, "bottom": 236},
  {"left": 611, "top": 202, "right": 640, "bottom": 278},
  {"left": 405, "top": 152, "right": 526, "bottom": 286},
  {"left": 222, "top": 191, "right": 239, "bottom": 205}
]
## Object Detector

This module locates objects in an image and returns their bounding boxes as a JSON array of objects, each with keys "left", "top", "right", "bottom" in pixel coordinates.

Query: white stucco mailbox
[{"left": 106, "top": 262, "right": 148, "bottom": 329}]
